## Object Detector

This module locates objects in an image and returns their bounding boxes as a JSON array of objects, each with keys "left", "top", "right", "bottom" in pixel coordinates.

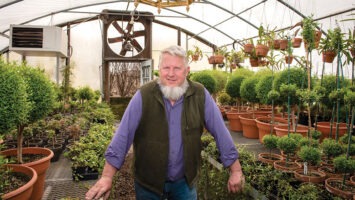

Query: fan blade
[
  {"left": 131, "top": 39, "right": 143, "bottom": 52},
  {"left": 120, "top": 41, "right": 128, "bottom": 56},
  {"left": 108, "top": 36, "right": 124, "bottom": 43},
  {"left": 112, "top": 21, "right": 124, "bottom": 34},
  {"left": 132, "top": 30, "right": 145, "bottom": 37}
]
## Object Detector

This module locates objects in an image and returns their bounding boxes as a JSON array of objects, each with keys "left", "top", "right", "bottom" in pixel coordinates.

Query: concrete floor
[{"left": 42, "top": 121, "right": 267, "bottom": 199}]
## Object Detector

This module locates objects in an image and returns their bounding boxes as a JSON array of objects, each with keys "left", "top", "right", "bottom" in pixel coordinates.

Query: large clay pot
[
  {"left": 325, "top": 178, "right": 355, "bottom": 199},
  {"left": 258, "top": 152, "right": 283, "bottom": 165},
  {"left": 2, "top": 164, "right": 38, "bottom": 200},
  {"left": 239, "top": 114, "right": 259, "bottom": 139},
  {"left": 255, "top": 117, "right": 288, "bottom": 143},
  {"left": 226, "top": 111, "right": 248, "bottom": 132},
  {"left": 316, "top": 121, "right": 348, "bottom": 141},
  {"left": 294, "top": 169, "right": 326, "bottom": 183},
  {"left": 1, "top": 147, "right": 54, "bottom": 200},
  {"left": 274, "top": 124, "right": 309, "bottom": 137}
]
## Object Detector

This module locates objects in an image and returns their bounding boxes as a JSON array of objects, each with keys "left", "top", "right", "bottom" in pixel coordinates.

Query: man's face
[{"left": 159, "top": 53, "right": 190, "bottom": 87}]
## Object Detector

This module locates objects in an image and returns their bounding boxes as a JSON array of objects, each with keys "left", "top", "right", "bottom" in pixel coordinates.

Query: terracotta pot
[
  {"left": 318, "top": 166, "right": 342, "bottom": 179},
  {"left": 226, "top": 111, "right": 248, "bottom": 132},
  {"left": 258, "top": 152, "right": 283, "bottom": 165},
  {"left": 255, "top": 117, "right": 288, "bottom": 143},
  {"left": 243, "top": 43, "right": 254, "bottom": 54},
  {"left": 270, "top": 39, "right": 280, "bottom": 49},
  {"left": 322, "top": 50, "right": 336, "bottom": 63},
  {"left": 316, "top": 121, "right": 348, "bottom": 141},
  {"left": 1, "top": 147, "right": 54, "bottom": 200},
  {"left": 350, "top": 176, "right": 355, "bottom": 184},
  {"left": 208, "top": 55, "right": 224, "bottom": 64},
  {"left": 325, "top": 178, "right": 355, "bottom": 199},
  {"left": 249, "top": 58, "right": 259, "bottom": 67},
  {"left": 2, "top": 164, "right": 38, "bottom": 200},
  {"left": 273, "top": 160, "right": 301, "bottom": 173},
  {"left": 255, "top": 44, "right": 269, "bottom": 57},
  {"left": 239, "top": 114, "right": 259, "bottom": 139},
  {"left": 284, "top": 55, "right": 294, "bottom": 64},
  {"left": 292, "top": 37, "right": 302, "bottom": 48},
  {"left": 294, "top": 169, "right": 326, "bottom": 183},
  {"left": 279, "top": 39, "right": 288, "bottom": 50},
  {"left": 274, "top": 124, "right": 309, "bottom": 137}
]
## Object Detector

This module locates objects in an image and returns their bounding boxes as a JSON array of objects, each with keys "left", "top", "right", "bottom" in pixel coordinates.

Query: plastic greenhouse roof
[
  {"left": 1, "top": 0, "right": 354, "bottom": 51},
  {"left": 0, "top": 0, "right": 355, "bottom": 83}
]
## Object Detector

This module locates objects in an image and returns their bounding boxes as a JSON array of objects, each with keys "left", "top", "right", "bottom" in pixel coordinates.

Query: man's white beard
[{"left": 158, "top": 79, "right": 189, "bottom": 101}]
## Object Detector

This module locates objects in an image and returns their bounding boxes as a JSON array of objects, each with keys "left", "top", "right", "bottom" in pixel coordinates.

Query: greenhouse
[{"left": 0, "top": 0, "right": 355, "bottom": 199}]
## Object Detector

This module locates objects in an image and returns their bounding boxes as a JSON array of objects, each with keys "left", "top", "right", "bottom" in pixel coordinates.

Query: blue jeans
[{"left": 135, "top": 178, "right": 197, "bottom": 200}]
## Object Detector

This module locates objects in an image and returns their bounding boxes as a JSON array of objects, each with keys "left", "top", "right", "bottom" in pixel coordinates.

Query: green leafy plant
[
  {"left": 277, "top": 136, "right": 298, "bottom": 161},
  {"left": 240, "top": 76, "right": 260, "bottom": 110},
  {"left": 187, "top": 45, "right": 203, "bottom": 62},
  {"left": 298, "top": 145, "right": 322, "bottom": 167},
  {"left": 321, "top": 138, "right": 344, "bottom": 160},
  {"left": 190, "top": 70, "right": 217, "bottom": 95},
  {"left": 217, "top": 92, "right": 231, "bottom": 106},
  {"left": 262, "top": 134, "right": 279, "bottom": 155}
]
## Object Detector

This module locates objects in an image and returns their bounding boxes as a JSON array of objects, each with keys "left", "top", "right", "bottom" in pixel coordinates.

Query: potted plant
[
  {"left": 0, "top": 63, "right": 55, "bottom": 200},
  {"left": 301, "top": 15, "right": 321, "bottom": 52},
  {"left": 243, "top": 38, "right": 254, "bottom": 54},
  {"left": 273, "top": 135, "right": 301, "bottom": 173},
  {"left": 291, "top": 28, "right": 303, "bottom": 48},
  {"left": 187, "top": 45, "right": 203, "bottom": 62},
  {"left": 258, "top": 135, "right": 283, "bottom": 165},
  {"left": 207, "top": 46, "right": 227, "bottom": 65},
  {"left": 294, "top": 145, "right": 326, "bottom": 183},
  {"left": 226, "top": 49, "right": 245, "bottom": 71},
  {"left": 325, "top": 155, "right": 355, "bottom": 199},
  {"left": 255, "top": 25, "right": 270, "bottom": 57}
]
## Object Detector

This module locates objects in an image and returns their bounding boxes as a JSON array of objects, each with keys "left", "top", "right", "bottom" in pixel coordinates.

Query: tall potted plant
[
  {"left": 0, "top": 60, "right": 38, "bottom": 200},
  {"left": 1, "top": 63, "right": 55, "bottom": 200}
]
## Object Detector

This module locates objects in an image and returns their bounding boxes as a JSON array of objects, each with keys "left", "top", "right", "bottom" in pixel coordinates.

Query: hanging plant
[{"left": 301, "top": 15, "right": 320, "bottom": 52}]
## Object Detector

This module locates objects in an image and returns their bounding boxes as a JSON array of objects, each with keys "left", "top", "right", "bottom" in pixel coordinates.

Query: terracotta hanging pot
[
  {"left": 243, "top": 43, "right": 254, "bottom": 54},
  {"left": 322, "top": 50, "right": 337, "bottom": 63},
  {"left": 292, "top": 37, "right": 302, "bottom": 48},
  {"left": 279, "top": 39, "right": 288, "bottom": 50},
  {"left": 255, "top": 44, "right": 269, "bottom": 57},
  {"left": 284, "top": 55, "right": 294, "bottom": 64},
  {"left": 249, "top": 57, "right": 259, "bottom": 67},
  {"left": 208, "top": 55, "right": 224, "bottom": 64}
]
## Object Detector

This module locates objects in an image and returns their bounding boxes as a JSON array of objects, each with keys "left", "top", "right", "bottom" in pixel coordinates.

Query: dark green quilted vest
[{"left": 133, "top": 79, "right": 205, "bottom": 195}]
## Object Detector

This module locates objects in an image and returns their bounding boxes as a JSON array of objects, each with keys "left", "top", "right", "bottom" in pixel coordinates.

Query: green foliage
[
  {"left": 310, "top": 129, "right": 322, "bottom": 140},
  {"left": 76, "top": 86, "right": 95, "bottom": 104},
  {"left": 190, "top": 70, "right": 217, "bottom": 94},
  {"left": 0, "top": 60, "right": 31, "bottom": 134},
  {"left": 217, "top": 92, "right": 231, "bottom": 105},
  {"left": 262, "top": 134, "right": 279, "bottom": 151},
  {"left": 65, "top": 123, "right": 114, "bottom": 173},
  {"left": 333, "top": 155, "right": 355, "bottom": 174},
  {"left": 267, "top": 90, "right": 280, "bottom": 101},
  {"left": 298, "top": 146, "right": 322, "bottom": 166},
  {"left": 201, "top": 134, "right": 214, "bottom": 149},
  {"left": 240, "top": 76, "right": 259, "bottom": 104},
  {"left": 277, "top": 136, "right": 298, "bottom": 155},
  {"left": 225, "top": 75, "right": 246, "bottom": 100},
  {"left": 206, "top": 70, "right": 229, "bottom": 94},
  {"left": 321, "top": 138, "right": 344, "bottom": 159},
  {"left": 273, "top": 67, "right": 308, "bottom": 106},
  {"left": 320, "top": 75, "right": 350, "bottom": 108},
  {"left": 19, "top": 64, "right": 56, "bottom": 123},
  {"left": 256, "top": 74, "right": 274, "bottom": 105},
  {"left": 301, "top": 15, "right": 319, "bottom": 51}
]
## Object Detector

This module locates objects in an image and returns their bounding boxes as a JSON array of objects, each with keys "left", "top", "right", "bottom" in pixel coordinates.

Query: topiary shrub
[
  {"left": 0, "top": 60, "right": 31, "bottom": 136},
  {"left": 225, "top": 75, "right": 246, "bottom": 105},
  {"left": 190, "top": 70, "right": 217, "bottom": 94},
  {"left": 205, "top": 70, "right": 229, "bottom": 94},
  {"left": 240, "top": 76, "right": 259, "bottom": 108},
  {"left": 256, "top": 74, "right": 274, "bottom": 105},
  {"left": 76, "top": 86, "right": 95, "bottom": 105},
  {"left": 217, "top": 92, "right": 231, "bottom": 106}
]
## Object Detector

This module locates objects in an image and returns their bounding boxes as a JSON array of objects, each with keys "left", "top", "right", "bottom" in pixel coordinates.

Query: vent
[
  {"left": 12, "top": 27, "right": 43, "bottom": 48},
  {"left": 9, "top": 25, "right": 67, "bottom": 57}
]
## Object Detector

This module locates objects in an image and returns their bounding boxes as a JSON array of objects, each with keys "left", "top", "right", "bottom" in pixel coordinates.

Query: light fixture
[{"left": 134, "top": 0, "right": 195, "bottom": 14}]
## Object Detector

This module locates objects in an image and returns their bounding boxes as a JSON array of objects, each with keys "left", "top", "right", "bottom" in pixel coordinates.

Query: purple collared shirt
[{"left": 105, "top": 88, "right": 238, "bottom": 181}]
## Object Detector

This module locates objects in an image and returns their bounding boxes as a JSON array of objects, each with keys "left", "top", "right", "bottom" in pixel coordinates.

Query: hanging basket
[
  {"left": 284, "top": 55, "right": 294, "bottom": 64},
  {"left": 243, "top": 43, "right": 254, "bottom": 54},
  {"left": 249, "top": 58, "right": 259, "bottom": 67},
  {"left": 255, "top": 44, "right": 269, "bottom": 57},
  {"left": 208, "top": 55, "right": 224, "bottom": 64},
  {"left": 279, "top": 39, "right": 288, "bottom": 50},
  {"left": 292, "top": 37, "right": 302, "bottom": 48},
  {"left": 322, "top": 50, "right": 337, "bottom": 63}
]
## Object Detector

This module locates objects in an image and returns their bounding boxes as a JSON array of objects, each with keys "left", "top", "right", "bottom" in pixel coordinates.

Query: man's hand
[
  {"left": 227, "top": 159, "right": 244, "bottom": 193},
  {"left": 227, "top": 170, "right": 244, "bottom": 193},
  {"left": 85, "top": 175, "right": 112, "bottom": 200}
]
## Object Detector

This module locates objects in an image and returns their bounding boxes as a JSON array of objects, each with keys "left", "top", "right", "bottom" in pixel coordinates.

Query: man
[{"left": 85, "top": 45, "right": 244, "bottom": 200}]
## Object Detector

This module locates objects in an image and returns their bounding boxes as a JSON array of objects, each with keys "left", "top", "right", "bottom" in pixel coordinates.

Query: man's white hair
[{"left": 158, "top": 45, "right": 189, "bottom": 68}]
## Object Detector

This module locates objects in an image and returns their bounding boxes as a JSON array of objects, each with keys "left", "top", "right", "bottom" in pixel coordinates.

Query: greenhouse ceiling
[{"left": 1, "top": 0, "right": 354, "bottom": 53}]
